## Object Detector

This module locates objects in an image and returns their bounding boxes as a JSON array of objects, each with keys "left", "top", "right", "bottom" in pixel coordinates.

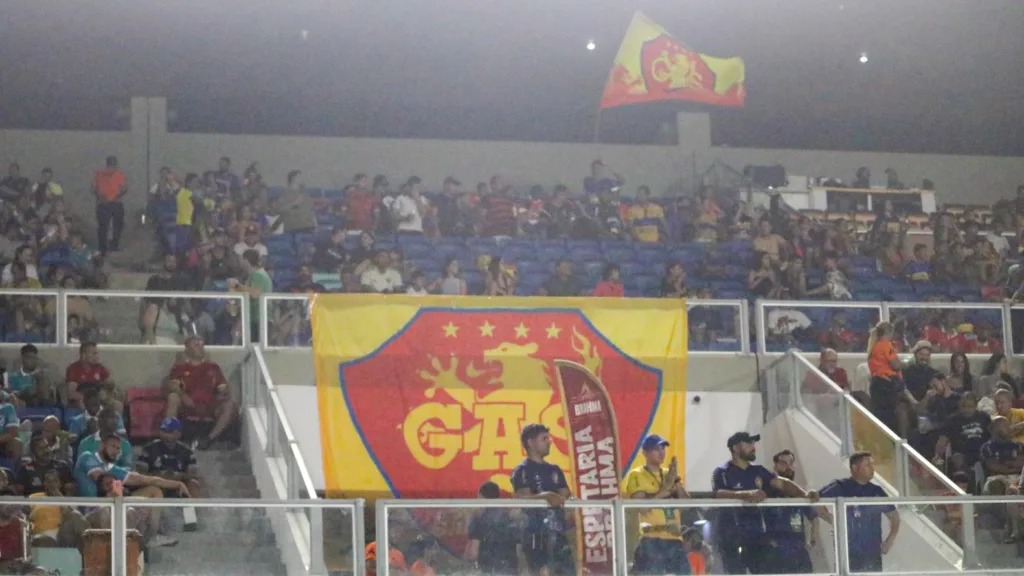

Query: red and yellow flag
[
  {"left": 312, "top": 295, "right": 687, "bottom": 570},
  {"left": 601, "top": 12, "right": 745, "bottom": 109}
]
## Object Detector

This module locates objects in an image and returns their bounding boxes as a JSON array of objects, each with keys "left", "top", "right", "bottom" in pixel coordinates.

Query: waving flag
[
  {"left": 312, "top": 294, "right": 687, "bottom": 569},
  {"left": 601, "top": 12, "right": 745, "bottom": 109}
]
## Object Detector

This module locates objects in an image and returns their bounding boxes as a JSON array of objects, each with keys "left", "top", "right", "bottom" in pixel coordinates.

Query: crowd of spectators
[{"left": 0, "top": 337, "right": 233, "bottom": 570}]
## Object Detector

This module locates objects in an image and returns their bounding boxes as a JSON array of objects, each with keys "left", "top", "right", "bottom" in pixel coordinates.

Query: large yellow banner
[{"left": 312, "top": 294, "right": 687, "bottom": 501}]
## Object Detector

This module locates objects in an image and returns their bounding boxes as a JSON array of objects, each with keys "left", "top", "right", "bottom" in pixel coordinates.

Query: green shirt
[{"left": 247, "top": 268, "right": 274, "bottom": 324}]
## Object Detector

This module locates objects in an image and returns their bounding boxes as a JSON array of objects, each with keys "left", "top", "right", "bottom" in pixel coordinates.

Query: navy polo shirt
[
  {"left": 819, "top": 478, "right": 893, "bottom": 555},
  {"left": 511, "top": 458, "right": 569, "bottom": 534},
  {"left": 764, "top": 484, "right": 817, "bottom": 543},
  {"left": 711, "top": 461, "right": 777, "bottom": 540}
]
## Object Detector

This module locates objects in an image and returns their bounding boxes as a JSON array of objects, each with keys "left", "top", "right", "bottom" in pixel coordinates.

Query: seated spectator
[
  {"left": 593, "top": 264, "right": 624, "bottom": 297},
  {"left": 904, "top": 244, "right": 932, "bottom": 283},
  {"left": 228, "top": 249, "right": 273, "bottom": 341},
  {"left": 360, "top": 251, "right": 403, "bottom": 294},
  {"left": 977, "top": 353, "right": 1019, "bottom": 400},
  {"left": 947, "top": 352, "right": 974, "bottom": 393},
  {"left": 974, "top": 237, "right": 1002, "bottom": 286},
  {"left": 781, "top": 256, "right": 807, "bottom": 299},
  {"left": 68, "top": 389, "right": 125, "bottom": 441},
  {"left": 544, "top": 185, "right": 577, "bottom": 239},
  {"left": 980, "top": 417, "right": 1024, "bottom": 498},
  {"left": 626, "top": 186, "right": 665, "bottom": 243},
  {"left": 484, "top": 256, "right": 516, "bottom": 296},
  {"left": 914, "top": 374, "right": 961, "bottom": 459},
  {"left": 902, "top": 340, "right": 941, "bottom": 402},
  {"left": 288, "top": 264, "right": 326, "bottom": 293},
  {"left": 0, "top": 392, "right": 20, "bottom": 461},
  {"left": 806, "top": 253, "right": 851, "bottom": 300},
  {"left": 40, "top": 415, "right": 73, "bottom": 465},
  {"left": 14, "top": 435, "right": 73, "bottom": 496},
  {"left": 233, "top": 225, "right": 268, "bottom": 262},
  {"left": 165, "top": 336, "right": 238, "bottom": 449},
  {"left": 695, "top": 189, "right": 723, "bottom": 243},
  {"left": 817, "top": 314, "right": 858, "bottom": 353},
  {"left": 0, "top": 245, "right": 38, "bottom": 284},
  {"left": 817, "top": 348, "right": 849, "bottom": 390},
  {"left": 60, "top": 276, "right": 99, "bottom": 339},
  {"left": 993, "top": 389, "right": 1024, "bottom": 443},
  {"left": 987, "top": 223, "right": 1010, "bottom": 259},
  {"left": 968, "top": 325, "right": 1003, "bottom": 355},
  {"left": 75, "top": 434, "right": 188, "bottom": 547},
  {"left": 934, "top": 393, "right": 991, "bottom": 477},
  {"left": 313, "top": 227, "right": 348, "bottom": 271},
  {"left": 748, "top": 252, "right": 784, "bottom": 298},
  {"left": 28, "top": 469, "right": 86, "bottom": 547},
  {"left": 65, "top": 341, "right": 118, "bottom": 410},
  {"left": 138, "top": 417, "right": 203, "bottom": 499},
  {"left": 876, "top": 232, "right": 905, "bottom": 275},
  {"left": 437, "top": 258, "right": 467, "bottom": 296},
  {"left": 539, "top": 260, "right": 582, "bottom": 297},
  {"left": 406, "top": 271, "right": 429, "bottom": 295},
  {"left": 5, "top": 344, "right": 54, "bottom": 406},
  {"left": 366, "top": 542, "right": 408, "bottom": 575},
  {"left": 78, "top": 409, "right": 133, "bottom": 470},
  {"left": 661, "top": 262, "right": 688, "bottom": 298},
  {"left": 751, "top": 220, "right": 786, "bottom": 264}
]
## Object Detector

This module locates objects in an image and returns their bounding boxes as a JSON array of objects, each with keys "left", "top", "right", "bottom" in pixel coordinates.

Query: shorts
[
  {"left": 633, "top": 537, "right": 691, "bottom": 574},
  {"left": 522, "top": 531, "right": 573, "bottom": 576}
]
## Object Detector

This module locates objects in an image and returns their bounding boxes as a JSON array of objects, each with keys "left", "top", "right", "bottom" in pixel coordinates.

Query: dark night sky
[{"left": 3, "top": 0, "right": 1024, "bottom": 155}]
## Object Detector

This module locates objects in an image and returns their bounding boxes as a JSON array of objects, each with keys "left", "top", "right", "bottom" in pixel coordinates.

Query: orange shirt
[
  {"left": 94, "top": 168, "right": 125, "bottom": 202},
  {"left": 868, "top": 339, "right": 900, "bottom": 379}
]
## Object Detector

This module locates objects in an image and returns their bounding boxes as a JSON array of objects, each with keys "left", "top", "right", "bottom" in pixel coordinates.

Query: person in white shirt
[
  {"left": 392, "top": 177, "right": 426, "bottom": 236},
  {"left": 233, "top": 227, "right": 268, "bottom": 262},
  {"left": 406, "top": 271, "right": 429, "bottom": 295},
  {"left": 986, "top": 224, "right": 1010, "bottom": 258},
  {"left": 360, "top": 251, "right": 404, "bottom": 293}
]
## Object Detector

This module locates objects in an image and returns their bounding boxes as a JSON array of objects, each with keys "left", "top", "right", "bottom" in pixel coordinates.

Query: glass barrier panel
[
  {"left": 961, "top": 497, "right": 1024, "bottom": 572},
  {"left": 265, "top": 296, "right": 312, "bottom": 348},
  {"left": 847, "top": 403, "right": 901, "bottom": 490},
  {"left": 321, "top": 506, "right": 356, "bottom": 574},
  {"left": 64, "top": 292, "right": 246, "bottom": 346},
  {"left": 621, "top": 501, "right": 837, "bottom": 576},
  {"left": 769, "top": 355, "right": 797, "bottom": 415},
  {"left": 795, "top": 358, "right": 847, "bottom": 443},
  {"left": 687, "top": 303, "right": 742, "bottom": 352},
  {"left": 4, "top": 500, "right": 115, "bottom": 575},
  {"left": 905, "top": 449, "right": 961, "bottom": 498},
  {"left": 762, "top": 304, "right": 880, "bottom": 354},
  {"left": 887, "top": 304, "right": 1005, "bottom": 356},
  {"left": 0, "top": 290, "right": 59, "bottom": 345},
  {"left": 839, "top": 502, "right": 963, "bottom": 574},
  {"left": 382, "top": 503, "right": 615, "bottom": 576},
  {"left": 1009, "top": 305, "right": 1024, "bottom": 356}
]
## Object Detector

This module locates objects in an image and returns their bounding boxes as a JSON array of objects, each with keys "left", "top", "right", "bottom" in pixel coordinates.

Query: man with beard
[
  {"left": 624, "top": 434, "right": 692, "bottom": 574},
  {"left": 511, "top": 423, "right": 572, "bottom": 576},
  {"left": 712, "top": 432, "right": 817, "bottom": 574},
  {"left": 761, "top": 450, "right": 817, "bottom": 574}
]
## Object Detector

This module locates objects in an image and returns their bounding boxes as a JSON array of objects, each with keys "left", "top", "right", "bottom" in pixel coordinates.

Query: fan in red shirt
[
  {"left": 65, "top": 341, "right": 117, "bottom": 410},
  {"left": 165, "top": 336, "right": 237, "bottom": 449},
  {"left": 344, "top": 174, "right": 377, "bottom": 233},
  {"left": 967, "top": 325, "right": 1003, "bottom": 355},
  {"left": 593, "top": 264, "right": 624, "bottom": 297},
  {"left": 807, "top": 348, "right": 850, "bottom": 392}
]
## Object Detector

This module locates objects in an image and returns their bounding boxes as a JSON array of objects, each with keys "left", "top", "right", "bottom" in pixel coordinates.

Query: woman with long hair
[
  {"left": 947, "top": 352, "right": 974, "bottom": 393},
  {"left": 485, "top": 256, "right": 515, "bottom": 296},
  {"left": 978, "top": 352, "right": 1019, "bottom": 399},
  {"left": 593, "top": 263, "right": 624, "bottom": 297},
  {"left": 867, "top": 321, "right": 915, "bottom": 437},
  {"left": 438, "top": 258, "right": 467, "bottom": 296},
  {"left": 747, "top": 252, "right": 784, "bottom": 299}
]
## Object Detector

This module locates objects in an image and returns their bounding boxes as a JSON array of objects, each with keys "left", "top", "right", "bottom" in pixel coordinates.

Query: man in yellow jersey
[
  {"left": 624, "top": 434, "right": 692, "bottom": 574},
  {"left": 626, "top": 186, "right": 665, "bottom": 243}
]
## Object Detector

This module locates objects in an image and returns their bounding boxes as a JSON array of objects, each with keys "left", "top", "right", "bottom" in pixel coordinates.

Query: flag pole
[{"left": 593, "top": 107, "right": 603, "bottom": 143}]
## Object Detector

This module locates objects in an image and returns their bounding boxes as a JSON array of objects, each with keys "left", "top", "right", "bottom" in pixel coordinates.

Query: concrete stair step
[
  {"left": 144, "top": 563, "right": 285, "bottom": 576},
  {"left": 148, "top": 542, "right": 282, "bottom": 564}
]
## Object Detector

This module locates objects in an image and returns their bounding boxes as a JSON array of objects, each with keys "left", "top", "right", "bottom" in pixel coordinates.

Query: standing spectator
[
  {"left": 139, "top": 253, "right": 188, "bottom": 345},
  {"left": 583, "top": 160, "right": 623, "bottom": 197},
  {"left": 344, "top": 173, "right": 376, "bottom": 234},
  {"left": 0, "top": 162, "right": 30, "bottom": 198},
  {"left": 437, "top": 259, "right": 467, "bottom": 296},
  {"left": 711, "top": 432, "right": 814, "bottom": 575},
  {"left": 987, "top": 223, "right": 1010, "bottom": 259},
  {"left": 818, "top": 452, "right": 900, "bottom": 573},
  {"left": 660, "top": 262, "right": 688, "bottom": 298},
  {"left": 277, "top": 170, "right": 316, "bottom": 233},
  {"left": 359, "top": 251, "right": 403, "bottom": 294},
  {"left": 213, "top": 157, "right": 240, "bottom": 197},
  {"left": 392, "top": 177, "right": 426, "bottom": 237},
  {"left": 762, "top": 450, "right": 816, "bottom": 574},
  {"left": 877, "top": 232, "right": 905, "bottom": 275},
  {"left": 32, "top": 167, "right": 63, "bottom": 203},
  {"left": 544, "top": 185, "right": 577, "bottom": 239},
  {"left": 904, "top": 244, "right": 932, "bottom": 283},
  {"left": 434, "top": 176, "right": 465, "bottom": 237},
  {"left": 624, "top": 435, "right": 691, "bottom": 574},
  {"left": 480, "top": 179, "right": 517, "bottom": 237},
  {"left": 752, "top": 220, "right": 787, "bottom": 264},
  {"left": 229, "top": 250, "right": 273, "bottom": 342},
  {"left": 465, "top": 481, "right": 521, "bottom": 575},
  {"left": 510, "top": 423, "right": 571, "bottom": 576},
  {"left": 539, "top": 260, "right": 582, "bottom": 297},
  {"left": 165, "top": 336, "right": 237, "bottom": 449},
  {"left": 5, "top": 344, "right": 53, "bottom": 406},
  {"left": 92, "top": 155, "right": 127, "bottom": 254},
  {"left": 64, "top": 341, "right": 117, "bottom": 411},
  {"left": 867, "top": 322, "right": 913, "bottom": 437},
  {"left": 626, "top": 186, "right": 665, "bottom": 243},
  {"left": 593, "top": 264, "right": 624, "bottom": 297}
]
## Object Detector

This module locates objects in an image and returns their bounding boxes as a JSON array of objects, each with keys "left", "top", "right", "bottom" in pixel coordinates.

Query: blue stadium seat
[
  {"left": 629, "top": 274, "right": 660, "bottom": 297},
  {"left": 18, "top": 407, "right": 63, "bottom": 430},
  {"left": 600, "top": 240, "right": 632, "bottom": 252},
  {"left": 567, "top": 248, "right": 603, "bottom": 263},
  {"left": 535, "top": 247, "right": 567, "bottom": 263},
  {"left": 516, "top": 261, "right": 550, "bottom": 277},
  {"left": 403, "top": 243, "right": 435, "bottom": 259},
  {"left": 603, "top": 248, "right": 636, "bottom": 264},
  {"left": 566, "top": 240, "right": 600, "bottom": 252}
]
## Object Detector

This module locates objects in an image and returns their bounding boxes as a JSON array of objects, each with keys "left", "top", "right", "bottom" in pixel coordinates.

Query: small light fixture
[
  {"left": 859, "top": 52, "right": 869, "bottom": 64},
  {"left": 586, "top": 39, "right": 596, "bottom": 51}
]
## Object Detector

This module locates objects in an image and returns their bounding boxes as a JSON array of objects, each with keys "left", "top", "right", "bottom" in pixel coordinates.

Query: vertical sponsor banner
[{"left": 312, "top": 294, "right": 687, "bottom": 561}]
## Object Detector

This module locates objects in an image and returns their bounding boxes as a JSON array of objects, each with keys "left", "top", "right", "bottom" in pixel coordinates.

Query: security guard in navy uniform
[
  {"left": 761, "top": 450, "right": 816, "bottom": 574},
  {"left": 711, "top": 432, "right": 818, "bottom": 574}
]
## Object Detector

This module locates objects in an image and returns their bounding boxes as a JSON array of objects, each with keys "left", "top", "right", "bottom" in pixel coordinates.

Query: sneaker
[{"left": 149, "top": 534, "right": 179, "bottom": 548}]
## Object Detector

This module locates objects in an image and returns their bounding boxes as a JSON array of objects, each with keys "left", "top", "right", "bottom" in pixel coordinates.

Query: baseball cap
[
  {"left": 641, "top": 434, "right": 670, "bottom": 451},
  {"left": 726, "top": 431, "right": 761, "bottom": 449},
  {"left": 160, "top": 417, "right": 182, "bottom": 433}
]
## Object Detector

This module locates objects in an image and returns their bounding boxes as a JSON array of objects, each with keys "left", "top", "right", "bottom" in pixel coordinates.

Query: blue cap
[
  {"left": 641, "top": 434, "right": 670, "bottom": 451},
  {"left": 160, "top": 417, "right": 182, "bottom": 432}
]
